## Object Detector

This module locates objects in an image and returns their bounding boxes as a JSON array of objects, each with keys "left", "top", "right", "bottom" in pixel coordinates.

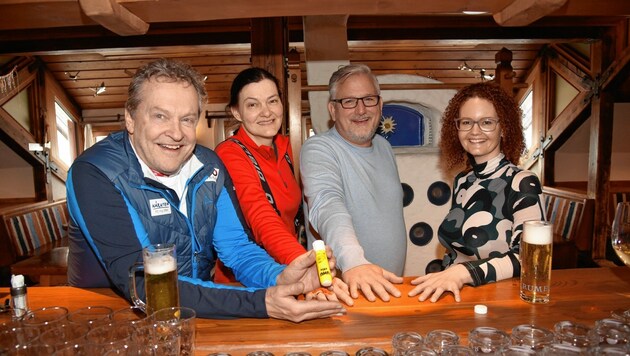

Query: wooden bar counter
[{"left": 1, "top": 267, "right": 628, "bottom": 355}]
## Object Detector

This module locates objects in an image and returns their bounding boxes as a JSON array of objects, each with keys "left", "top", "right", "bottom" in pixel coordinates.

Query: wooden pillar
[
  {"left": 250, "top": 17, "right": 288, "bottom": 131},
  {"left": 303, "top": 15, "right": 350, "bottom": 134},
  {"left": 588, "top": 37, "right": 615, "bottom": 261}
]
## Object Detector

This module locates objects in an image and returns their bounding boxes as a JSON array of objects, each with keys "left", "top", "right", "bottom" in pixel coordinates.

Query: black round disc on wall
[
  {"left": 427, "top": 181, "right": 451, "bottom": 206},
  {"left": 425, "top": 259, "right": 444, "bottom": 275},
  {"left": 401, "top": 183, "right": 414, "bottom": 207},
  {"left": 409, "top": 222, "right": 433, "bottom": 246}
]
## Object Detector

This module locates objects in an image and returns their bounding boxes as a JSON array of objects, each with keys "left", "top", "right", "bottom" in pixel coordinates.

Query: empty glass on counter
[
  {"left": 85, "top": 322, "right": 136, "bottom": 352},
  {"left": 501, "top": 345, "right": 537, "bottom": 355},
  {"left": 441, "top": 345, "right": 475, "bottom": 355},
  {"left": 37, "top": 322, "right": 89, "bottom": 351},
  {"left": 510, "top": 324, "right": 555, "bottom": 351},
  {"left": 540, "top": 343, "right": 583, "bottom": 355},
  {"left": 111, "top": 305, "right": 147, "bottom": 326},
  {"left": 319, "top": 351, "right": 349, "bottom": 356},
  {"left": 468, "top": 326, "right": 510, "bottom": 355},
  {"left": 589, "top": 318, "right": 630, "bottom": 346},
  {"left": 424, "top": 329, "right": 460, "bottom": 353},
  {"left": 391, "top": 331, "right": 423, "bottom": 356},
  {"left": 553, "top": 320, "right": 594, "bottom": 349},
  {"left": 67, "top": 305, "right": 113, "bottom": 329},
  {"left": 355, "top": 346, "right": 389, "bottom": 356},
  {"left": 21, "top": 306, "right": 68, "bottom": 332},
  {"left": 611, "top": 308, "right": 630, "bottom": 324},
  {"left": 151, "top": 306, "right": 196, "bottom": 356}
]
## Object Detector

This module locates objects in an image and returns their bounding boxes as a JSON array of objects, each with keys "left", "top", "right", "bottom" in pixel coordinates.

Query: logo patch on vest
[
  {"left": 149, "top": 198, "right": 171, "bottom": 216},
  {"left": 206, "top": 168, "right": 219, "bottom": 182}
]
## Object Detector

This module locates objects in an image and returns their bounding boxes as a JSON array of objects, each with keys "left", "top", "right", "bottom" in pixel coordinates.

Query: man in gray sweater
[{"left": 301, "top": 64, "right": 406, "bottom": 302}]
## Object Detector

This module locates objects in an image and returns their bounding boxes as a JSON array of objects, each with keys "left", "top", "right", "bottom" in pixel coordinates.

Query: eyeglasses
[
  {"left": 331, "top": 95, "right": 381, "bottom": 109},
  {"left": 455, "top": 118, "right": 499, "bottom": 132}
]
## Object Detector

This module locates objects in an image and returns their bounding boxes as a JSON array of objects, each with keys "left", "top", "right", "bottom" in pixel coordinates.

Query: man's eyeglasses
[
  {"left": 331, "top": 95, "right": 381, "bottom": 109},
  {"left": 455, "top": 118, "right": 499, "bottom": 132}
]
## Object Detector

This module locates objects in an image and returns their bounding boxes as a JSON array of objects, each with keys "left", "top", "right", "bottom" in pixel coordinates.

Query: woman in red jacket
[{"left": 213, "top": 68, "right": 308, "bottom": 283}]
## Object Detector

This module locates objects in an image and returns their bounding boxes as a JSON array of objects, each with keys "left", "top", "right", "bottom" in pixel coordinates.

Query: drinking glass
[
  {"left": 520, "top": 221, "right": 553, "bottom": 304},
  {"left": 441, "top": 345, "right": 475, "bottom": 355},
  {"left": 21, "top": 306, "right": 69, "bottom": 333},
  {"left": 510, "top": 324, "right": 555, "bottom": 351},
  {"left": 588, "top": 318, "right": 630, "bottom": 346},
  {"left": 468, "top": 326, "right": 510, "bottom": 355},
  {"left": 9, "top": 343, "right": 55, "bottom": 355},
  {"left": 129, "top": 243, "right": 180, "bottom": 315},
  {"left": 37, "top": 322, "right": 89, "bottom": 351},
  {"left": 392, "top": 331, "right": 423, "bottom": 356},
  {"left": 0, "top": 326, "right": 40, "bottom": 353},
  {"left": 151, "top": 306, "right": 196, "bottom": 356},
  {"left": 424, "top": 329, "right": 459, "bottom": 353},
  {"left": 67, "top": 306, "right": 113, "bottom": 329},
  {"left": 355, "top": 346, "right": 388, "bottom": 356},
  {"left": 85, "top": 322, "right": 135, "bottom": 352},
  {"left": 111, "top": 305, "right": 147, "bottom": 327},
  {"left": 611, "top": 202, "right": 630, "bottom": 266},
  {"left": 553, "top": 320, "right": 594, "bottom": 349},
  {"left": 540, "top": 343, "right": 583, "bottom": 355},
  {"left": 501, "top": 345, "right": 537, "bottom": 355}
]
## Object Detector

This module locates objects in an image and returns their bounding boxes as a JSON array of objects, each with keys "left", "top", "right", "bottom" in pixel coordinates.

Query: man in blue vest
[{"left": 66, "top": 58, "right": 347, "bottom": 321}]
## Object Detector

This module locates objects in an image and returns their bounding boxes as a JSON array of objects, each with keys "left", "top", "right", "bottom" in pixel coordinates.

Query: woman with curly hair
[{"left": 409, "top": 82, "right": 545, "bottom": 303}]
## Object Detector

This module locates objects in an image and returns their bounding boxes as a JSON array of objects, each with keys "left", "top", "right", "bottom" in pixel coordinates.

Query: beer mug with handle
[{"left": 129, "top": 243, "right": 180, "bottom": 315}]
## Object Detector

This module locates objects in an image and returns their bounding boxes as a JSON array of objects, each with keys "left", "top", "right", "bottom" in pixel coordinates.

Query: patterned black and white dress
[{"left": 439, "top": 153, "right": 545, "bottom": 286}]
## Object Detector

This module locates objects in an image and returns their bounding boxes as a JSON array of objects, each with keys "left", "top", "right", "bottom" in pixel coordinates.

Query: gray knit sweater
[{"left": 300, "top": 127, "right": 407, "bottom": 275}]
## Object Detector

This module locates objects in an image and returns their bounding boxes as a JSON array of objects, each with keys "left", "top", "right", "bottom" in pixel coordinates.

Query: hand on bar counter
[
  {"left": 342, "top": 264, "right": 403, "bottom": 302},
  {"left": 408, "top": 264, "right": 473, "bottom": 302}
]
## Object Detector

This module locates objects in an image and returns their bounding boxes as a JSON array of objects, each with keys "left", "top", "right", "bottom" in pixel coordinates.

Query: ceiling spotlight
[
  {"left": 65, "top": 71, "right": 80, "bottom": 81},
  {"left": 91, "top": 82, "right": 106, "bottom": 96}
]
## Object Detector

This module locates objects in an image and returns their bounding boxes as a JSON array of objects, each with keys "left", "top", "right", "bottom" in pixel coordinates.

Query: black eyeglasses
[
  {"left": 331, "top": 95, "right": 381, "bottom": 109},
  {"left": 455, "top": 118, "right": 499, "bottom": 132}
]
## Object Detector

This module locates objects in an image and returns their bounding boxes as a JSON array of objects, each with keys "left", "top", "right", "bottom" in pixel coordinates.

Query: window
[
  {"left": 520, "top": 89, "right": 534, "bottom": 152},
  {"left": 54, "top": 102, "right": 75, "bottom": 167}
]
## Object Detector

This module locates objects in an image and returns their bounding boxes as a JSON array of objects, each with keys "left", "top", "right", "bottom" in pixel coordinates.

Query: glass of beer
[
  {"left": 520, "top": 221, "right": 553, "bottom": 304},
  {"left": 128, "top": 243, "right": 180, "bottom": 315}
]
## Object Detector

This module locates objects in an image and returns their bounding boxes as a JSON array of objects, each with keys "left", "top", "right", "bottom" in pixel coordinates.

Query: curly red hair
[{"left": 439, "top": 82, "right": 525, "bottom": 171}]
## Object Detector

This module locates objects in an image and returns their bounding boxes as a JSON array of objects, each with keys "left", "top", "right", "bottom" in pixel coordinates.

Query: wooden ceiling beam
[
  {"left": 78, "top": 0, "right": 149, "bottom": 36},
  {"left": 493, "top": 0, "right": 568, "bottom": 27}
]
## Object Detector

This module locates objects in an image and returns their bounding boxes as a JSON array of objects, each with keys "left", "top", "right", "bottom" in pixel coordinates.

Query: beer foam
[
  {"left": 144, "top": 255, "right": 177, "bottom": 275},
  {"left": 523, "top": 221, "right": 553, "bottom": 245}
]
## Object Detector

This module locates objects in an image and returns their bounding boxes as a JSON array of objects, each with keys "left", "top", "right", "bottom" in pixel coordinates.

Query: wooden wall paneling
[{"left": 287, "top": 49, "right": 302, "bottom": 180}]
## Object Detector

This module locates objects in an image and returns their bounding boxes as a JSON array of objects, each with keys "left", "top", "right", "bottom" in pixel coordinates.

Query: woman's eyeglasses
[
  {"left": 331, "top": 95, "right": 381, "bottom": 109},
  {"left": 455, "top": 118, "right": 499, "bottom": 132}
]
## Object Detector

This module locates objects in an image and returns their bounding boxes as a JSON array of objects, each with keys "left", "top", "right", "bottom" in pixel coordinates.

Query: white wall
[{"left": 0, "top": 167, "right": 35, "bottom": 198}]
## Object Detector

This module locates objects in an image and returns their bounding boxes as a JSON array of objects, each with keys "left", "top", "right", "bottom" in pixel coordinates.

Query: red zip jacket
[{"left": 214, "top": 129, "right": 305, "bottom": 283}]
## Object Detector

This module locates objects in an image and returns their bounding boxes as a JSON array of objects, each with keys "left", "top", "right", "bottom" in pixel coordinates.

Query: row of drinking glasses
[
  {"left": 0, "top": 305, "right": 195, "bottom": 355},
  {"left": 204, "top": 311, "right": 630, "bottom": 356},
  {"left": 390, "top": 317, "right": 630, "bottom": 355}
]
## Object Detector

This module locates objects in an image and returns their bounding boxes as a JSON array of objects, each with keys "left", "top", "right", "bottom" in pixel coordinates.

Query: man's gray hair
[
  {"left": 126, "top": 58, "right": 208, "bottom": 117},
  {"left": 328, "top": 64, "right": 380, "bottom": 100}
]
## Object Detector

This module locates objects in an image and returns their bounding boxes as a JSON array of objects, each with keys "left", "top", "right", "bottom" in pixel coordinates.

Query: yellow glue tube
[{"left": 312, "top": 240, "right": 333, "bottom": 287}]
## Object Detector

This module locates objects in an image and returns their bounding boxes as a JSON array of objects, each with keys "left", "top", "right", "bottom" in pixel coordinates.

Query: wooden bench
[
  {"left": 0, "top": 200, "right": 69, "bottom": 286},
  {"left": 542, "top": 187, "right": 595, "bottom": 269}
]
